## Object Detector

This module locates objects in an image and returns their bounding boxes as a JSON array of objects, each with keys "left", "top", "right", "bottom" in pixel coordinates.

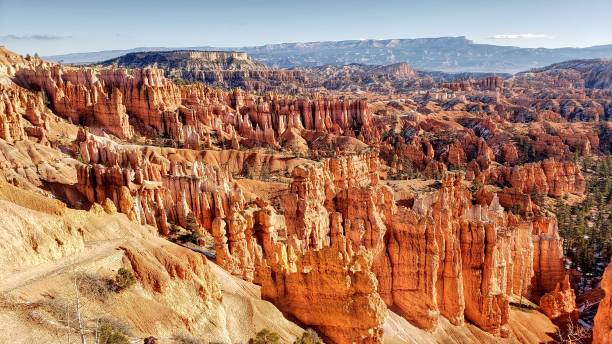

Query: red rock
[
  {"left": 532, "top": 217, "right": 566, "bottom": 296},
  {"left": 594, "top": 259, "right": 612, "bottom": 344},
  {"left": 0, "top": 82, "right": 48, "bottom": 142},
  {"left": 539, "top": 275, "right": 578, "bottom": 322}
]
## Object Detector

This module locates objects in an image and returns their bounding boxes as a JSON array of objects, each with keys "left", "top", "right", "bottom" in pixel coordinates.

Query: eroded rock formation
[
  {"left": 539, "top": 275, "right": 578, "bottom": 322},
  {"left": 594, "top": 259, "right": 612, "bottom": 344}
]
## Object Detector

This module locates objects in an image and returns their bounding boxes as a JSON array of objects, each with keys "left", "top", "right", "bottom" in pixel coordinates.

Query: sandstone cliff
[{"left": 594, "top": 259, "right": 612, "bottom": 344}]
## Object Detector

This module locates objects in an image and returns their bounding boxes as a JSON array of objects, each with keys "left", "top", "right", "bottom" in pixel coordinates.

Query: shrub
[
  {"left": 77, "top": 273, "right": 112, "bottom": 301},
  {"left": 469, "top": 180, "right": 483, "bottom": 194},
  {"left": 98, "top": 321, "right": 129, "bottom": 344},
  {"left": 179, "top": 231, "right": 201, "bottom": 245},
  {"left": 185, "top": 212, "right": 200, "bottom": 232},
  {"left": 293, "top": 329, "right": 324, "bottom": 344},
  {"left": 113, "top": 268, "right": 136, "bottom": 292},
  {"left": 249, "top": 329, "right": 281, "bottom": 344}
]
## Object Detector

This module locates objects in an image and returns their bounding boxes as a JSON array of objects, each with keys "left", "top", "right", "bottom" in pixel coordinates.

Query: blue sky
[{"left": 1, "top": 0, "right": 611, "bottom": 55}]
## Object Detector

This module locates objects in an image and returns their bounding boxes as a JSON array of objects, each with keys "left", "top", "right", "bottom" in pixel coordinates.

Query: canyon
[{"left": 0, "top": 43, "right": 611, "bottom": 344}]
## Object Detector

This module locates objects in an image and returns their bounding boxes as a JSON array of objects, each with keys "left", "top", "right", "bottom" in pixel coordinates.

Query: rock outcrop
[
  {"left": 482, "top": 159, "right": 585, "bottom": 198},
  {"left": 594, "top": 259, "right": 612, "bottom": 344},
  {"left": 374, "top": 174, "right": 543, "bottom": 337},
  {"left": 99, "top": 50, "right": 307, "bottom": 93},
  {"left": 539, "top": 275, "right": 578, "bottom": 322},
  {"left": 0, "top": 82, "right": 48, "bottom": 143},
  {"left": 257, "top": 155, "right": 391, "bottom": 343},
  {"left": 531, "top": 217, "right": 567, "bottom": 296}
]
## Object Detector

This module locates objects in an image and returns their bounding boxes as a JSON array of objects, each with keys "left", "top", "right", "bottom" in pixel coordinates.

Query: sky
[{"left": 1, "top": 0, "right": 611, "bottom": 56}]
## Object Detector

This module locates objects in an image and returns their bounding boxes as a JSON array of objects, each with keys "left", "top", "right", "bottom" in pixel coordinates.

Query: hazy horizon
[
  {"left": 1, "top": 0, "right": 611, "bottom": 56},
  {"left": 27, "top": 37, "right": 612, "bottom": 58}
]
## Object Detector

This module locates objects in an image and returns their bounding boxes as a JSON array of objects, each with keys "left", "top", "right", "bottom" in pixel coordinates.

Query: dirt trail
[{"left": 0, "top": 239, "right": 126, "bottom": 293}]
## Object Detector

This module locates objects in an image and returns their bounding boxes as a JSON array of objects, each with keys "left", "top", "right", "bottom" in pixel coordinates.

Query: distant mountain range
[
  {"left": 95, "top": 49, "right": 514, "bottom": 94},
  {"left": 44, "top": 36, "right": 612, "bottom": 73}
]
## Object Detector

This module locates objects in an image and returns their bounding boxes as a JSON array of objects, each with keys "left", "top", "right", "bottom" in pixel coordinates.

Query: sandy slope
[
  {"left": 384, "top": 307, "right": 556, "bottom": 344},
  {"left": 208, "top": 262, "right": 304, "bottom": 343}
]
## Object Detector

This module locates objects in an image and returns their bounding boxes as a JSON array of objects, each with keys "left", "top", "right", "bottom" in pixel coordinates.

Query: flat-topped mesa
[
  {"left": 99, "top": 50, "right": 308, "bottom": 92},
  {"left": 101, "top": 50, "right": 260, "bottom": 71},
  {"left": 368, "top": 62, "right": 417, "bottom": 79},
  {"left": 165, "top": 50, "right": 251, "bottom": 62}
]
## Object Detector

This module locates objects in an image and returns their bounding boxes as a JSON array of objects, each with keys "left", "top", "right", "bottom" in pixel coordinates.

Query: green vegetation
[
  {"left": 113, "top": 268, "right": 137, "bottom": 292},
  {"left": 555, "top": 156, "right": 612, "bottom": 277},
  {"left": 185, "top": 212, "right": 200, "bottom": 232},
  {"left": 98, "top": 321, "right": 130, "bottom": 344},
  {"left": 249, "top": 329, "right": 281, "bottom": 344},
  {"left": 294, "top": 329, "right": 324, "bottom": 344},
  {"left": 514, "top": 135, "right": 542, "bottom": 163},
  {"left": 469, "top": 179, "right": 483, "bottom": 195},
  {"left": 388, "top": 155, "right": 422, "bottom": 180},
  {"left": 179, "top": 230, "right": 201, "bottom": 245},
  {"left": 172, "top": 77, "right": 194, "bottom": 85}
]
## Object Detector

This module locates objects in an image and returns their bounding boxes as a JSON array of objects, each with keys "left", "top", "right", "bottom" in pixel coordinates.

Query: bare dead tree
[
  {"left": 555, "top": 319, "right": 591, "bottom": 344},
  {"left": 66, "top": 301, "right": 71, "bottom": 344},
  {"left": 73, "top": 275, "right": 87, "bottom": 344}
]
